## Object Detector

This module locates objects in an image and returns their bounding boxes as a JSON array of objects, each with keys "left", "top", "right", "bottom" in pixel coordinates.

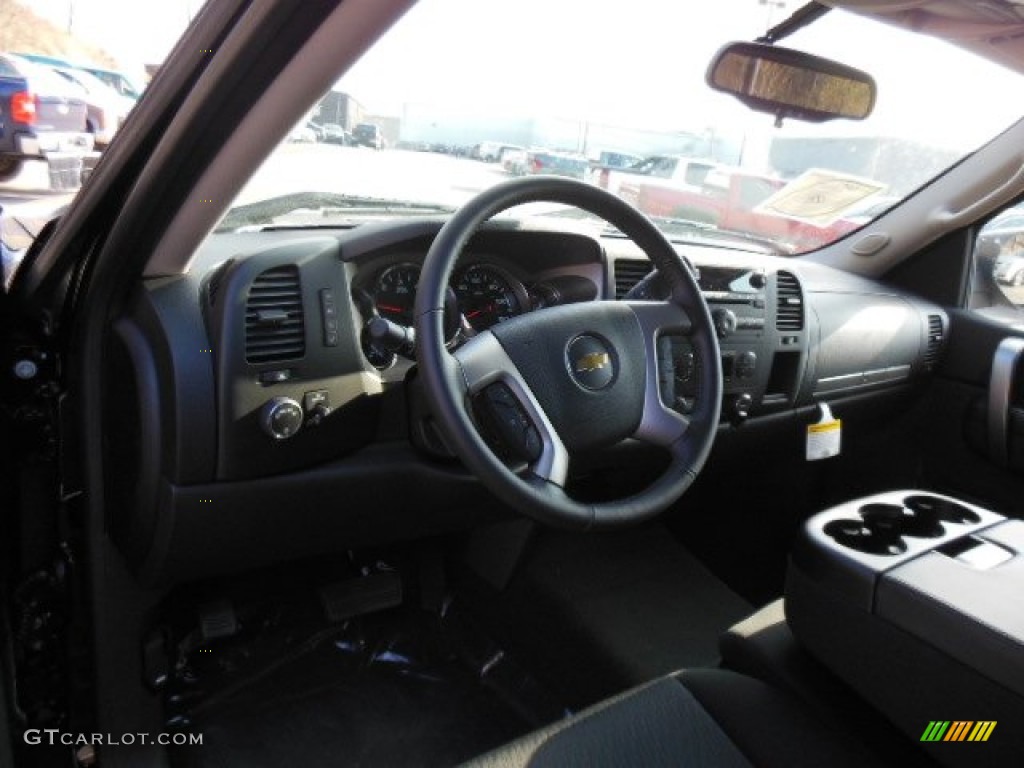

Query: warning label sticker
[{"left": 807, "top": 404, "right": 842, "bottom": 461}]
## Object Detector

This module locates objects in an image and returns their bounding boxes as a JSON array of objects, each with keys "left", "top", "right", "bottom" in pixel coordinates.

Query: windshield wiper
[
  {"left": 602, "top": 216, "right": 714, "bottom": 240},
  {"left": 216, "top": 192, "right": 457, "bottom": 232}
]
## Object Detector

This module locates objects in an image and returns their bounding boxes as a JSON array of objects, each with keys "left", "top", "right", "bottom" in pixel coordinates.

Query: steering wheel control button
[
  {"left": 472, "top": 383, "right": 542, "bottom": 463},
  {"left": 260, "top": 397, "right": 304, "bottom": 440},
  {"left": 566, "top": 334, "right": 617, "bottom": 391}
]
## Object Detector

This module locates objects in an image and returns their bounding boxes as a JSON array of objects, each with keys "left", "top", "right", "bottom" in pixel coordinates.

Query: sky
[
  {"left": 24, "top": 0, "right": 1024, "bottom": 152},
  {"left": 333, "top": 0, "right": 1024, "bottom": 151}
]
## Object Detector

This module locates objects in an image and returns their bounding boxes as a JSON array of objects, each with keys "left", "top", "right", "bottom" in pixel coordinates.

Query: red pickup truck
[
  {"left": 617, "top": 165, "right": 862, "bottom": 252},
  {"left": 593, "top": 155, "right": 717, "bottom": 197}
]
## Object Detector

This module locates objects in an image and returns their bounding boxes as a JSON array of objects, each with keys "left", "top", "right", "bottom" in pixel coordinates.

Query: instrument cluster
[{"left": 352, "top": 255, "right": 597, "bottom": 370}]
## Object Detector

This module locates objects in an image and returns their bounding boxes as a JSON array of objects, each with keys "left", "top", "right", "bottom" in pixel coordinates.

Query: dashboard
[{"left": 103, "top": 217, "right": 949, "bottom": 585}]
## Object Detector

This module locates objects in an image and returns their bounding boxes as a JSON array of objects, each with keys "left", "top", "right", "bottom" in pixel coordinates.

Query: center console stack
[{"left": 786, "top": 490, "right": 1024, "bottom": 766}]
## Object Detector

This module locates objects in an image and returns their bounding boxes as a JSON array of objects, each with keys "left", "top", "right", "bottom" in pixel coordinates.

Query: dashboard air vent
[
  {"left": 245, "top": 265, "right": 306, "bottom": 364},
  {"left": 923, "top": 314, "right": 945, "bottom": 370},
  {"left": 775, "top": 271, "right": 804, "bottom": 331},
  {"left": 614, "top": 259, "right": 654, "bottom": 299}
]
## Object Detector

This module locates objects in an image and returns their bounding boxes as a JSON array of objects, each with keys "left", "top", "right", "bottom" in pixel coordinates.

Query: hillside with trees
[{"left": 0, "top": 0, "right": 117, "bottom": 67}]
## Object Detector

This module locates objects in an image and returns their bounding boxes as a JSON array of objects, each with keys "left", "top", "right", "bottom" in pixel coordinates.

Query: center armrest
[
  {"left": 877, "top": 520, "right": 1024, "bottom": 697},
  {"left": 785, "top": 490, "right": 1024, "bottom": 768}
]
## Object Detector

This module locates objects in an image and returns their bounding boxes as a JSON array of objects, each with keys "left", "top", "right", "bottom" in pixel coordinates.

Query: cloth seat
[
  {"left": 720, "top": 599, "right": 937, "bottom": 768},
  {"left": 462, "top": 668, "right": 885, "bottom": 768}
]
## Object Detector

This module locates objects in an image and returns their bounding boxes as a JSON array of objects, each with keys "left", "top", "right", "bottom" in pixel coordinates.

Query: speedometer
[{"left": 454, "top": 265, "right": 525, "bottom": 330}]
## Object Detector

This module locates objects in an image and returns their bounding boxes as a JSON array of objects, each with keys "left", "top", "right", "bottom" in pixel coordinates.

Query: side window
[
  {"left": 684, "top": 163, "right": 714, "bottom": 187},
  {"left": 651, "top": 158, "right": 677, "bottom": 178},
  {"left": 976, "top": 206, "right": 1024, "bottom": 306}
]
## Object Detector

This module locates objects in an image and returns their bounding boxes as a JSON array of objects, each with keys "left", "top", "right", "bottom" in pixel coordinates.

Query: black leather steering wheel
[{"left": 415, "top": 176, "right": 722, "bottom": 528}]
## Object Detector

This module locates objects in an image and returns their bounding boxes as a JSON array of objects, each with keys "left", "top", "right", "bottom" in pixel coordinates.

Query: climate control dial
[{"left": 260, "top": 397, "right": 304, "bottom": 440}]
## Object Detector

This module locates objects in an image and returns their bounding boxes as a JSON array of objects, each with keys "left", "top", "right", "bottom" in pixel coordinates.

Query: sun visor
[{"left": 823, "top": 0, "right": 1024, "bottom": 74}]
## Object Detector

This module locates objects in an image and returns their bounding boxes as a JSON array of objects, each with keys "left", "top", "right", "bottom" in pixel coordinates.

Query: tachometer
[
  {"left": 373, "top": 263, "right": 420, "bottom": 325},
  {"left": 454, "top": 264, "right": 526, "bottom": 331}
]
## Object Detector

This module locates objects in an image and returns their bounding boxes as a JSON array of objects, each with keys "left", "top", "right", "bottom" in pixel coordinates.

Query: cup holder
[
  {"left": 824, "top": 518, "right": 908, "bottom": 556},
  {"left": 859, "top": 503, "right": 905, "bottom": 535},
  {"left": 823, "top": 494, "right": 980, "bottom": 555},
  {"left": 860, "top": 501, "right": 945, "bottom": 539},
  {"left": 904, "top": 495, "right": 980, "bottom": 525}
]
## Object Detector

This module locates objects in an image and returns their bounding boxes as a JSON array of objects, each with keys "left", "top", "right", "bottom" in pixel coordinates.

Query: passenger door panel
[{"left": 913, "top": 309, "right": 1024, "bottom": 517}]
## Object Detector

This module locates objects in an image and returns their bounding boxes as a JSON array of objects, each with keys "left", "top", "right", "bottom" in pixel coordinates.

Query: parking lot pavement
[
  {"left": 1, "top": 157, "right": 53, "bottom": 192},
  {"left": 2, "top": 145, "right": 574, "bottom": 256},
  {"left": 235, "top": 144, "right": 513, "bottom": 209}
]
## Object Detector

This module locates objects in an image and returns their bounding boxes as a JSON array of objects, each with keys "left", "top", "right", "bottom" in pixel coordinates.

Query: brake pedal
[{"left": 320, "top": 571, "right": 403, "bottom": 623}]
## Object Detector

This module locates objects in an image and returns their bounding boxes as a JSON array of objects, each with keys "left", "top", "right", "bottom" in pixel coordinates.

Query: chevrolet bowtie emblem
[{"left": 574, "top": 352, "right": 610, "bottom": 374}]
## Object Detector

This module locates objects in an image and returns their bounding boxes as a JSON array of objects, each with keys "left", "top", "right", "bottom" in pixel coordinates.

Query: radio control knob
[
  {"left": 260, "top": 397, "right": 304, "bottom": 440},
  {"left": 712, "top": 308, "right": 737, "bottom": 339},
  {"left": 749, "top": 271, "right": 767, "bottom": 289}
]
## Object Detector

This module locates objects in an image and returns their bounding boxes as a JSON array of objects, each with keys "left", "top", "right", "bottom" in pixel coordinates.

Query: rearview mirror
[{"left": 707, "top": 42, "right": 876, "bottom": 124}]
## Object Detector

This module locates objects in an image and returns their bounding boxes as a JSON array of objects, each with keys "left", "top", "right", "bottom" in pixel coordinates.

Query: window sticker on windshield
[
  {"left": 807, "top": 403, "right": 841, "bottom": 461},
  {"left": 757, "top": 169, "right": 888, "bottom": 227}
]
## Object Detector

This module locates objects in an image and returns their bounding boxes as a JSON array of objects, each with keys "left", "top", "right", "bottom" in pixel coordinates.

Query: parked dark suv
[{"left": 0, "top": 53, "right": 95, "bottom": 186}]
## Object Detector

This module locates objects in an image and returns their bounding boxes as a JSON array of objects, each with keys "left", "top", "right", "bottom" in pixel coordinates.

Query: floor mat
[
  {"left": 460, "top": 523, "right": 752, "bottom": 708},
  {"left": 165, "top": 582, "right": 565, "bottom": 768}
]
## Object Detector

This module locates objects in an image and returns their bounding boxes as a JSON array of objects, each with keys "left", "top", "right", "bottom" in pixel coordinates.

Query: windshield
[
  {"left": 220, "top": 0, "right": 1021, "bottom": 254},
  {"left": 2, "top": 0, "right": 1022, "bottom": 261}
]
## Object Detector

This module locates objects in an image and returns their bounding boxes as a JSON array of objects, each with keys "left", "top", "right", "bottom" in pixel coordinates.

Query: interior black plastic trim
[
  {"left": 137, "top": 278, "right": 218, "bottom": 484},
  {"left": 108, "top": 318, "right": 163, "bottom": 553},
  {"left": 136, "top": 444, "right": 514, "bottom": 585}
]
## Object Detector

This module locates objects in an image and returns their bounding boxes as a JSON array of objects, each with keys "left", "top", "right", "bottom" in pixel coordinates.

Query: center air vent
[
  {"left": 245, "top": 265, "right": 306, "bottom": 364},
  {"left": 775, "top": 271, "right": 804, "bottom": 331},
  {"left": 614, "top": 259, "right": 654, "bottom": 299},
  {"left": 923, "top": 314, "right": 945, "bottom": 370}
]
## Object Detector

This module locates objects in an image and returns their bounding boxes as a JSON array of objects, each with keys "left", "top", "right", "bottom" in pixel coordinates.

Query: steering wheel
[{"left": 415, "top": 176, "right": 722, "bottom": 528}]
